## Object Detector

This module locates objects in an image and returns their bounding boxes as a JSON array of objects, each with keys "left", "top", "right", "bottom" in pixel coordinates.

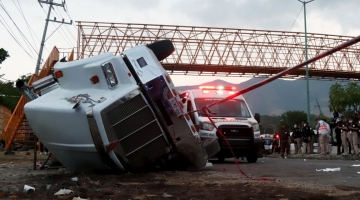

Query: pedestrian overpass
[{"left": 77, "top": 21, "right": 360, "bottom": 80}]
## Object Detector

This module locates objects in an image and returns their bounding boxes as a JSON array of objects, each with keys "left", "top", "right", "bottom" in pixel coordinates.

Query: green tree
[
  {"left": 0, "top": 48, "right": 10, "bottom": 64},
  {"left": 345, "top": 82, "right": 360, "bottom": 111},
  {"left": 0, "top": 73, "right": 32, "bottom": 111},
  {"left": 328, "top": 82, "right": 346, "bottom": 113},
  {"left": 0, "top": 80, "right": 20, "bottom": 111},
  {"left": 280, "top": 111, "right": 307, "bottom": 128}
]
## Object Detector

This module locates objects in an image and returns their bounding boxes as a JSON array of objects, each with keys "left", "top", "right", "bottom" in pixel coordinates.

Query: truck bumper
[{"left": 216, "top": 137, "right": 262, "bottom": 158}]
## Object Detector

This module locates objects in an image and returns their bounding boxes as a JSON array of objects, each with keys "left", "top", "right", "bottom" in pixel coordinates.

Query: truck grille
[
  {"left": 219, "top": 125, "right": 253, "bottom": 138},
  {"left": 218, "top": 125, "right": 254, "bottom": 147},
  {"left": 105, "top": 94, "right": 170, "bottom": 166}
]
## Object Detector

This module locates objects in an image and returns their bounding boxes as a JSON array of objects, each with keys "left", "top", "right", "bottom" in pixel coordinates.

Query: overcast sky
[{"left": 1, "top": 0, "right": 360, "bottom": 86}]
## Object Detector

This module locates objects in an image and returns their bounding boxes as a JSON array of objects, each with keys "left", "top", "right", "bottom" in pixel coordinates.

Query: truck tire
[
  {"left": 146, "top": 40, "right": 175, "bottom": 61},
  {"left": 246, "top": 152, "right": 258, "bottom": 163}
]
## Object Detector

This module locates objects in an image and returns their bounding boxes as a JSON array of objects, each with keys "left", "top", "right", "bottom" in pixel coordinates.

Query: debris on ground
[
  {"left": 162, "top": 193, "right": 173, "bottom": 198},
  {"left": 71, "top": 177, "right": 79, "bottom": 182},
  {"left": 316, "top": 167, "right": 341, "bottom": 172},
  {"left": 54, "top": 189, "right": 73, "bottom": 195},
  {"left": 72, "top": 197, "right": 90, "bottom": 200},
  {"left": 23, "top": 185, "right": 35, "bottom": 193}
]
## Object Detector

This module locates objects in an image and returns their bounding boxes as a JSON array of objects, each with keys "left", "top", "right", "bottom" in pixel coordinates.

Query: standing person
[
  {"left": 280, "top": 125, "right": 290, "bottom": 159},
  {"left": 292, "top": 123, "right": 302, "bottom": 154},
  {"left": 356, "top": 110, "right": 360, "bottom": 151},
  {"left": 309, "top": 127, "right": 315, "bottom": 154},
  {"left": 348, "top": 116, "right": 359, "bottom": 156},
  {"left": 338, "top": 116, "right": 349, "bottom": 155},
  {"left": 330, "top": 112, "right": 342, "bottom": 155},
  {"left": 301, "top": 121, "right": 311, "bottom": 154},
  {"left": 315, "top": 118, "right": 330, "bottom": 155}
]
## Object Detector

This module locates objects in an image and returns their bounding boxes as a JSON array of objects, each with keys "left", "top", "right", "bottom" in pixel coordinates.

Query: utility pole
[
  {"left": 35, "top": 0, "right": 72, "bottom": 76},
  {"left": 298, "top": 0, "right": 314, "bottom": 124}
]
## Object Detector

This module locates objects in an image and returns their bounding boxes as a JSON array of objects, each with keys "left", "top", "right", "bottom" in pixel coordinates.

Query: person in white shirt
[{"left": 315, "top": 118, "right": 330, "bottom": 155}]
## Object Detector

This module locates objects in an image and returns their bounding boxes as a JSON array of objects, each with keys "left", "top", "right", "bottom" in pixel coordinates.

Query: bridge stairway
[{"left": 4, "top": 47, "right": 75, "bottom": 151}]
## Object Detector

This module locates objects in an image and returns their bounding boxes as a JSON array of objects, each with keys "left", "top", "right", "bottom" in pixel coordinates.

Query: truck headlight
[
  {"left": 200, "top": 122, "right": 214, "bottom": 131},
  {"left": 102, "top": 62, "right": 118, "bottom": 88},
  {"left": 252, "top": 124, "right": 260, "bottom": 138}
]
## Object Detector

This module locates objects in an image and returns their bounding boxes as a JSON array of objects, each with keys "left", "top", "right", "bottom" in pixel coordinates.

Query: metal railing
[{"left": 4, "top": 47, "right": 61, "bottom": 150}]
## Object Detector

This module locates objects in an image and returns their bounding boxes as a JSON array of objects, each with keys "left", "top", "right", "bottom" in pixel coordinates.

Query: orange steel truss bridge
[{"left": 77, "top": 21, "right": 360, "bottom": 80}]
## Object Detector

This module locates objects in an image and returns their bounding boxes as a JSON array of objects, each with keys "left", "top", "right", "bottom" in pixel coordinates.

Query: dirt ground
[{"left": 0, "top": 150, "right": 359, "bottom": 200}]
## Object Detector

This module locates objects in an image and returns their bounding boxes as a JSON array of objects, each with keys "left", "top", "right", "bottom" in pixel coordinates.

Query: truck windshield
[{"left": 194, "top": 98, "right": 251, "bottom": 118}]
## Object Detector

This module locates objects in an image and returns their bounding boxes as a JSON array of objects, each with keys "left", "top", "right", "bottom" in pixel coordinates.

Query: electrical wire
[
  {"left": 0, "top": 19, "right": 36, "bottom": 62},
  {"left": 0, "top": 0, "right": 39, "bottom": 57},
  {"left": 45, "top": 23, "right": 63, "bottom": 41},
  {"left": 55, "top": 6, "right": 76, "bottom": 43},
  {"left": 12, "top": 0, "right": 36, "bottom": 51},
  {"left": 0, "top": 12, "right": 20, "bottom": 45},
  {"left": 289, "top": 5, "right": 304, "bottom": 32},
  {"left": 41, "top": 6, "right": 73, "bottom": 47},
  {"left": 64, "top": 2, "right": 78, "bottom": 32},
  {"left": 13, "top": 0, "right": 49, "bottom": 54}
]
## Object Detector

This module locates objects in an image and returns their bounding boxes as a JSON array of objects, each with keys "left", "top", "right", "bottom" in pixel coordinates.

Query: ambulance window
[
  {"left": 194, "top": 98, "right": 251, "bottom": 118},
  {"left": 187, "top": 100, "right": 196, "bottom": 124},
  {"left": 240, "top": 102, "right": 251, "bottom": 117}
]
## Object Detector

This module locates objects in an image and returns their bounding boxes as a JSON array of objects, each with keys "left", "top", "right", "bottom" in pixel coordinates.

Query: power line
[
  {"left": 0, "top": 19, "right": 36, "bottom": 62},
  {"left": 11, "top": 0, "right": 36, "bottom": 50},
  {"left": 289, "top": 5, "right": 304, "bottom": 32},
  {"left": 46, "top": 23, "right": 63, "bottom": 41},
  {"left": 54, "top": 6, "right": 77, "bottom": 43},
  {"left": 12, "top": 0, "right": 50, "bottom": 54},
  {"left": 0, "top": 0, "right": 39, "bottom": 57},
  {"left": 35, "top": 0, "right": 72, "bottom": 76},
  {"left": 63, "top": 2, "right": 78, "bottom": 32},
  {"left": 0, "top": 12, "right": 20, "bottom": 44},
  {"left": 40, "top": 6, "right": 73, "bottom": 47}
]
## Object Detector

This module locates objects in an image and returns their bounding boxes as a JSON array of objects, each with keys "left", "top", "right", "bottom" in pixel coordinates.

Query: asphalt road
[{"left": 209, "top": 157, "right": 360, "bottom": 188}]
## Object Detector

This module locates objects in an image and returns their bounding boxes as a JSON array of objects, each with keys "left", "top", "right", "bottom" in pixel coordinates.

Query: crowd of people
[{"left": 278, "top": 111, "right": 360, "bottom": 158}]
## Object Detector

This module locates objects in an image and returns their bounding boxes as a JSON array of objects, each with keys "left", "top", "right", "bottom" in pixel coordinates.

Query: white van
[{"left": 181, "top": 85, "right": 262, "bottom": 163}]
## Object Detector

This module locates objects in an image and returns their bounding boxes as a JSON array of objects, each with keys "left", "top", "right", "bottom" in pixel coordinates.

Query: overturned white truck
[{"left": 18, "top": 40, "right": 220, "bottom": 173}]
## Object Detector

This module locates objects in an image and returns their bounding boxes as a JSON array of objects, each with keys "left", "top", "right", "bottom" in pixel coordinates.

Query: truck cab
[
  {"left": 20, "top": 40, "right": 220, "bottom": 173},
  {"left": 181, "top": 86, "right": 262, "bottom": 163}
]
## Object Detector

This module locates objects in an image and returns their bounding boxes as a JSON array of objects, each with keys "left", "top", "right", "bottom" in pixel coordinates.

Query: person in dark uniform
[
  {"left": 330, "top": 112, "right": 342, "bottom": 155},
  {"left": 280, "top": 125, "right": 290, "bottom": 158},
  {"left": 292, "top": 123, "right": 302, "bottom": 154},
  {"left": 337, "top": 116, "right": 350, "bottom": 155},
  {"left": 348, "top": 116, "right": 359, "bottom": 156},
  {"left": 301, "top": 121, "right": 311, "bottom": 154}
]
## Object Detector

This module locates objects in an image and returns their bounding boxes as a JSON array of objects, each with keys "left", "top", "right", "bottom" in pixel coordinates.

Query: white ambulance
[{"left": 181, "top": 86, "right": 262, "bottom": 163}]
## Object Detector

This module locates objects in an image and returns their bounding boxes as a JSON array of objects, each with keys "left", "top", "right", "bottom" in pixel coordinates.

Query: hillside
[{"left": 176, "top": 78, "right": 335, "bottom": 117}]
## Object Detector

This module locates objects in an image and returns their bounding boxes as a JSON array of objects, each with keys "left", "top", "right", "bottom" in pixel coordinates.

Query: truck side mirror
[{"left": 254, "top": 113, "right": 260, "bottom": 124}]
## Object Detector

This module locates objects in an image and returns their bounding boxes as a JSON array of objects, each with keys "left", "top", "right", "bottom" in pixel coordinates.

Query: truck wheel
[
  {"left": 246, "top": 152, "right": 258, "bottom": 163},
  {"left": 146, "top": 40, "right": 175, "bottom": 61}
]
